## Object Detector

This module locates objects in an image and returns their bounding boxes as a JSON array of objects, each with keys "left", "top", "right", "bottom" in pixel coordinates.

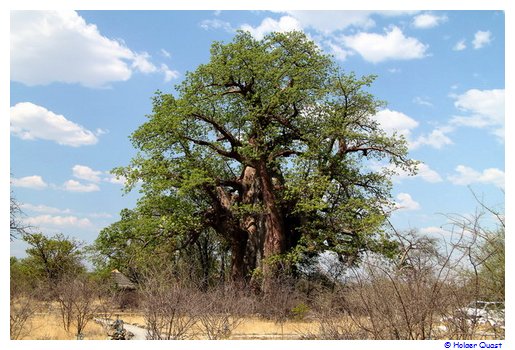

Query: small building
[
  {"left": 110, "top": 269, "right": 138, "bottom": 309},
  {"left": 111, "top": 269, "right": 136, "bottom": 290}
]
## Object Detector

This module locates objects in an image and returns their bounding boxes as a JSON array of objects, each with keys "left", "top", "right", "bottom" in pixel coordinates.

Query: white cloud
[
  {"left": 416, "top": 163, "right": 444, "bottom": 183},
  {"left": 104, "top": 174, "right": 127, "bottom": 185},
  {"left": 453, "top": 39, "right": 467, "bottom": 51},
  {"left": 25, "top": 215, "right": 92, "bottom": 228},
  {"left": 132, "top": 52, "right": 158, "bottom": 74},
  {"left": 280, "top": 11, "right": 418, "bottom": 34},
  {"left": 72, "top": 165, "right": 102, "bottom": 183},
  {"left": 472, "top": 30, "right": 492, "bottom": 49},
  {"left": 10, "top": 10, "right": 178, "bottom": 87},
  {"left": 397, "top": 163, "right": 443, "bottom": 183},
  {"left": 413, "top": 96, "right": 433, "bottom": 107},
  {"left": 241, "top": 16, "right": 302, "bottom": 40},
  {"left": 451, "top": 89, "right": 504, "bottom": 140},
  {"left": 371, "top": 161, "right": 442, "bottom": 183},
  {"left": 453, "top": 89, "right": 504, "bottom": 122},
  {"left": 62, "top": 179, "right": 100, "bottom": 192},
  {"left": 341, "top": 26, "right": 428, "bottom": 63},
  {"left": 325, "top": 40, "right": 353, "bottom": 61},
  {"left": 160, "top": 49, "right": 171, "bottom": 58},
  {"left": 11, "top": 175, "right": 48, "bottom": 189},
  {"left": 448, "top": 165, "right": 504, "bottom": 188},
  {"left": 283, "top": 11, "right": 376, "bottom": 33},
  {"left": 71, "top": 164, "right": 128, "bottom": 186},
  {"left": 200, "top": 19, "right": 234, "bottom": 32},
  {"left": 394, "top": 193, "right": 421, "bottom": 211},
  {"left": 373, "top": 109, "right": 419, "bottom": 138},
  {"left": 420, "top": 226, "right": 448, "bottom": 236},
  {"left": 412, "top": 13, "right": 447, "bottom": 29},
  {"left": 10, "top": 102, "right": 98, "bottom": 147},
  {"left": 410, "top": 127, "right": 454, "bottom": 150},
  {"left": 160, "top": 64, "right": 180, "bottom": 83},
  {"left": 21, "top": 203, "right": 71, "bottom": 214},
  {"left": 374, "top": 109, "right": 455, "bottom": 150}
]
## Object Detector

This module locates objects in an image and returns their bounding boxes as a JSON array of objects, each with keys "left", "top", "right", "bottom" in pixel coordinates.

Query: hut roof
[{"left": 111, "top": 269, "right": 136, "bottom": 290}]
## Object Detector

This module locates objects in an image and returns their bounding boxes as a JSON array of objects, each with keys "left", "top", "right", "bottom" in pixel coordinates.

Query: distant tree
[
  {"left": 449, "top": 195, "right": 505, "bottom": 302},
  {"left": 100, "top": 31, "right": 416, "bottom": 290},
  {"left": 477, "top": 226, "right": 504, "bottom": 301},
  {"left": 21, "top": 233, "right": 85, "bottom": 291}
]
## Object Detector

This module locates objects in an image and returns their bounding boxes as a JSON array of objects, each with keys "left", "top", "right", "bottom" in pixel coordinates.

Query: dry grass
[
  {"left": 231, "top": 317, "right": 318, "bottom": 339},
  {"left": 17, "top": 312, "right": 107, "bottom": 340},
  {"left": 16, "top": 309, "right": 502, "bottom": 340},
  {"left": 113, "top": 312, "right": 318, "bottom": 339},
  {"left": 71, "top": 311, "right": 319, "bottom": 339},
  {"left": 14, "top": 312, "right": 502, "bottom": 340}
]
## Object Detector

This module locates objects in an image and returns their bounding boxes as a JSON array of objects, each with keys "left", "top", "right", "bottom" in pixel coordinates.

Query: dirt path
[
  {"left": 123, "top": 323, "right": 147, "bottom": 340},
  {"left": 94, "top": 318, "right": 147, "bottom": 340}
]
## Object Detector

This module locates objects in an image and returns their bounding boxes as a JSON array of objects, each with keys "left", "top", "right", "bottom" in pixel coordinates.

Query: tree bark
[
  {"left": 208, "top": 185, "right": 250, "bottom": 287},
  {"left": 229, "top": 230, "right": 248, "bottom": 286},
  {"left": 240, "top": 166, "right": 263, "bottom": 277},
  {"left": 256, "top": 160, "right": 287, "bottom": 292}
]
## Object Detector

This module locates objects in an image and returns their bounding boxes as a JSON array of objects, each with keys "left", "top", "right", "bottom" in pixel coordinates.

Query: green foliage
[
  {"left": 477, "top": 226, "right": 505, "bottom": 301},
  {"left": 291, "top": 302, "right": 310, "bottom": 321},
  {"left": 96, "top": 30, "right": 417, "bottom": 284},
  {"left": 12, "top": 233, "right": 85, "bottom": 295}
]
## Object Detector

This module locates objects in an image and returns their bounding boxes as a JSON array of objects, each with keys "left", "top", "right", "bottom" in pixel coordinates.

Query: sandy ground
[{"left": 121, "top": 323, "right": 147, "bottom": 340}]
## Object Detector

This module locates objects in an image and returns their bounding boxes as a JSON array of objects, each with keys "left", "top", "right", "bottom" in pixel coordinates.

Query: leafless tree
[
  {"left": 196, "top": 285, "right": 248, "bottom": 339},
  {"left": 10, "top": 292, "right": 38, "bottom": 339},
  {"left": 10, "top": 193, "right": 31, "bottom": 240},
  {"left": 56, "top": 276, "right": 99, "bottom": 339},
  {"left": 140, "top": 267, "right": 199, "bottom": 340}
]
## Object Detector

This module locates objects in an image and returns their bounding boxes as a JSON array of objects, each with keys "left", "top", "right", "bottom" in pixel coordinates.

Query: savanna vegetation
[{"left": 10, "top": 31, "right": 504, "bottom": 340}]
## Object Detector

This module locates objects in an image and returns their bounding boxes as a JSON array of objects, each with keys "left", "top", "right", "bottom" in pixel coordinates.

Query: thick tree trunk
[
  {"left": 256, "top": 160, "right": 287, "bottom": 292},
  {"left": 230, "top": 230, "right": 248, "bottom": 286},
  {"left": 211, "top": 186, "right": 249, "bottom": 287},
  {"left": 240, "top": 166, "right": 264, "bottom": 278}
]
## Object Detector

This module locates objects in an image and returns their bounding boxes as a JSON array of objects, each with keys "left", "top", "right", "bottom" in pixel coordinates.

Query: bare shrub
[
  {"left": 196, "top": 285, "right": 248, "bottom": 339},
  {"left": 336, "top": 230, "right": 465, "bottom": 339},
  {"left": 94, "top": 289, "right": 122, "bottom": 334},
  {"left": 300, "top": 289, "right": 365, "bottom": 340},
  {"left": 10, "top": 294, "right": 38, "bottom": 339},
  {"left": 55, "top": 276, "right": 99, "bottom": 339},
  {"left": 256, "top": 275, "right": 300, "bottom": 338},
  {"left": 140, "top": 268, "right": 198, "bottom": 340}
]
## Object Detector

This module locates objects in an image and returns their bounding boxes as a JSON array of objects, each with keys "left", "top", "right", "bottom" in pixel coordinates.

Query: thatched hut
[
  {"left": 111, "top": 269, "right": 136, "bottom": 290},
  {"left": 110, "top": 269, "right": 138, "bottom": 309}
]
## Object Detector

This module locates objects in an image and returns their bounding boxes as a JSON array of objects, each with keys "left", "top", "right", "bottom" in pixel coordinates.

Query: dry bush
[
  {"left": 299, "top": 290, "right": 366, "bottom": 340},
  {"left": 10, "top": 294, "right": 39, "bottom": 340},
  {"left": 140, "top": 268, "right": 199, "bottom": 340},
  {"left": 196, "top": 285, "right": 249, "bottom": 339},
  {"left": 55, "top": 276, "right": 100, "bottom": 339},
  {"left": 331, "top": 223, "right": 505, "bottom": 340},
  {"left": 254, "top": 275, "right": 303, "bottom": 338},
  {"left": 337, "top": 232, "right": 462, "bottom": 340},
  {"left": 303, "top": 229, "right": 476, "bottom": 340}
]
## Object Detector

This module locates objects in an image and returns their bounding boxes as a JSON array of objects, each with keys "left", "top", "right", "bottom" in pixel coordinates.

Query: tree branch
[
  {"left": 192, "top": 113, "right": 243, "bottom": 149},
  {"left": 268, "top": 149, "right": 301, "bottom": 161},
  {"left": 184, "top": 136, "right": 243, "bottom": 162}
]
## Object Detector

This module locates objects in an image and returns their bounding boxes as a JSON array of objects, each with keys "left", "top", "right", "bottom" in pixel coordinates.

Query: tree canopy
[
  {"left": 12, "top": 233, "right": 85, "bottom": 294},
  {"left": 96, "top": 31, "right": 417, "bottom": 290}
]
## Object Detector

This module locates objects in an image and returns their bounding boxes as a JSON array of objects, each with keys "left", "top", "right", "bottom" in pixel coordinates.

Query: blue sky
[{"left": 9, "top": 10, "right": 505, "bottom": 258}]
